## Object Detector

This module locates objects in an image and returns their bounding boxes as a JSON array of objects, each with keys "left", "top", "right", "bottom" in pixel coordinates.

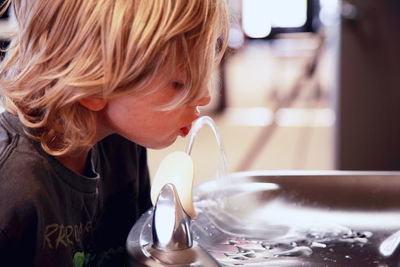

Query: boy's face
[{"left": 101, "top": 80, "right": 210, "bottom": 149}]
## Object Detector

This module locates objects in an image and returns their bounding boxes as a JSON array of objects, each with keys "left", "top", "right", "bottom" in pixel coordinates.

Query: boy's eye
[{"left": 172, "top": 82, "right": 185, "bottom": 90}]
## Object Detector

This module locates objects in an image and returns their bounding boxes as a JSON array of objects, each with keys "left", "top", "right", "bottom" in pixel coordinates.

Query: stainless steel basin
[{"left": 128, "top": 171, "right": 400, "bottom": 266}]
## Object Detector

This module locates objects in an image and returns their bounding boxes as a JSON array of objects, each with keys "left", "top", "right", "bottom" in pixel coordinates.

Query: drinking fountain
[
  {"left": 128, "top": 171, "right": 400, "bottom": 266},
  {"left": 126, "top": 117, "right": 400, "bottom": 266}
]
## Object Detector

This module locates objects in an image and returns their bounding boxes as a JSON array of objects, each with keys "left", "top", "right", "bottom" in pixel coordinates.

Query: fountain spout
[
  {"left": 126, "top": 184, "right": 221, "bottom": 266},
  {"left": 152, "top": 183, "right": 192, "bottom": 250},
  {"left": 126, "top": 152, "right": 221, "bottom": 266}
]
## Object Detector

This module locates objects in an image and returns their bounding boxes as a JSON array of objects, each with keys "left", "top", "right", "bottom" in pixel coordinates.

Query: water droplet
[
  {"left": 311, "top": 241, "right": 327, "bottom": 248},
  {"left": 242, "top": 251, "right": 256, "bottom": 258},
  {"left": 228, "top": 239, "right": 239, "bottom": 245},
  {"left": 273, "top": 246, "right": 313, "bottom": 257},
  {"left": 228, "top": 255, "right": 247, "bottom": 260},
  {"left": 236, "top": 246, "right": 246, "bottom": 253},
  {"left": 360, "top": 231, "right": 373, "bottom": 238},
  {"left": 261, "top": 242, "right": 273, "bottom": 250},
  {"left": 307, "top": 232, "right": 322, "bottom": 239}
]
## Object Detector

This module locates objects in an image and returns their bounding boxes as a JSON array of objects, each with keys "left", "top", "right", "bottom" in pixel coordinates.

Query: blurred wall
[{"left": 336, "top": 0, "right": 400, "bottom": 170}]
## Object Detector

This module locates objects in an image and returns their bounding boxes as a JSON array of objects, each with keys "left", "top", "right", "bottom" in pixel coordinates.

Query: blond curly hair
[{"left": 0, "top": 0, "right": 228, "bottom": 155}]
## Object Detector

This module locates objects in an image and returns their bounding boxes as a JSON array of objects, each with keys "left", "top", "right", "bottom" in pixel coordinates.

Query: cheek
[
  {"left": 105, "top": 101, "right": 179, "bottom": 136},
  {"left": 149, "top": 110, "right": 181, "bottom": 130},
  {"left": 103, "top": 98, "right": 143, "bottom": 131},
  {"left": 102, "top": 92, "right": 188, "bottom": 148}
]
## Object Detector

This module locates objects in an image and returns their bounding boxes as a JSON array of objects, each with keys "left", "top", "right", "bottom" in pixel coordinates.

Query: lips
[
  {"left": 179, "top": 114, "right": 199, "bottom": 137},
  {"left": 179, "top": 125, "right": 192, "bottom": 137}
]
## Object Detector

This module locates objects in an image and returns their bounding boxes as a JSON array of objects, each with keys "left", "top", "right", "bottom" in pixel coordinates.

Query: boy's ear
[{"left": 79, "top": 97, "right": 107, "bottom": 111}]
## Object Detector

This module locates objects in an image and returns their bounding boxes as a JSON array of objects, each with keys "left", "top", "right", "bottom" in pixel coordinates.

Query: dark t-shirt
[{"left": 0, "top": 111, "right": 152, "bottom": 266}]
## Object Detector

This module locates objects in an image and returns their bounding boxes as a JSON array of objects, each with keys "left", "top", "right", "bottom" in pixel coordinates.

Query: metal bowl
[
  {"left": 128, "top": 171, "right": 400, "bottom": 266},
  {"left": 191, "top": 171, "right": 400, "bottom": 266}
]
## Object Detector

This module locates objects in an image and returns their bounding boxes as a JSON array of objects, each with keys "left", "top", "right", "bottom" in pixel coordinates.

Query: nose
[{"left": 193, "top": 90, "right": 211, "bottom": 107}]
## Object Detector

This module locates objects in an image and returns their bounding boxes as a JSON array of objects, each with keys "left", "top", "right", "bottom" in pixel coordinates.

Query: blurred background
[
  {"left": 1, "top": 0, "right": 400, "bottom": 185},
  {"left": 147, "top": 0, "right": 400, "bottom": 185},
  {"left": 149, "top": 0, "right": 338, "bottom": 184}
]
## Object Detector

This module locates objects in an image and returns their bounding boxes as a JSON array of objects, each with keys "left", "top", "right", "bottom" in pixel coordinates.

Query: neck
[
  {"left": 55, "top": 148, "right": 91, "bottom": 176},
  {"left": 55, "top": 115, "right": 113, "bottom": 175}
]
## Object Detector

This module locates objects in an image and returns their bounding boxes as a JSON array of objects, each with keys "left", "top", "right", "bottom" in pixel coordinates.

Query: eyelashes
[{"left": 172, "top": 81, "right": 185, "bottom": 90}]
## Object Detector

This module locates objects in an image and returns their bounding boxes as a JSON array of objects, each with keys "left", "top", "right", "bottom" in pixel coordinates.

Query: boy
[{"left": 0, "top": 0, "right": 228, "bottom": 266}]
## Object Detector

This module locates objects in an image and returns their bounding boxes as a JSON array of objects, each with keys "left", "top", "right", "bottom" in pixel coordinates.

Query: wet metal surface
[
  {"left": 127, "top": 171, "right": 400, "bottom": 266},
  {"left": 192, "top": 171, "right": 400, "bottom": 266}
]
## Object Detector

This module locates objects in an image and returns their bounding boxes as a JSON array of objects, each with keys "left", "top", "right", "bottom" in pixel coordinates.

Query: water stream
[{"left": 186, "top": 116, "right": 231, "bottom": 182}]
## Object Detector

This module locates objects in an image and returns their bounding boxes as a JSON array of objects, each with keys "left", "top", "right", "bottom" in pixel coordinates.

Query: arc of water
[
  {"left": 186, "top": 116, "right": 230, "bottom": 182},
  {"left": 186, "top": 116, "right": 223, "bottom": 156}
]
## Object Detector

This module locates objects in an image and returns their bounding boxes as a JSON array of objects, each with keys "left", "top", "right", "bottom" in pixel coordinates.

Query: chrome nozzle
[
  {"left": 126, "top": 182, "right": 220, "bottom": 266},
  {"left": 152, "top": 183, "right": 193, "bottom": 251}
]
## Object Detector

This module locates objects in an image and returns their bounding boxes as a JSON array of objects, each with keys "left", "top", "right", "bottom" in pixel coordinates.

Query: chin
[
  {"left": 121, "top": 133, "right": 177, "bottom": 149},
  {"left": 147, "top": 137, "right": 178, "bottom": 150}
]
